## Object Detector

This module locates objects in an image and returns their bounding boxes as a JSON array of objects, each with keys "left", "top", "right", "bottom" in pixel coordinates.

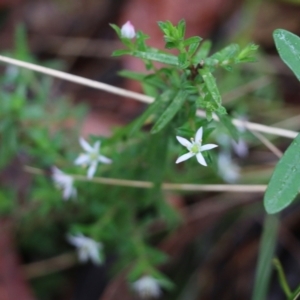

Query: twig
[
  {"left": 0, "top": 55, "right": 297, "bottom": 139},
  {"left": 22, "top": 252, "right": 77, "bottom": 280},
  {"left": 222, "top": 76, "right": 271, "bottom": 104},
  {"left": 196, "top": 110, "right": 298, "bottom": 139},
  {"left": 0, "top": 55, "right": 153, "bottom": 103},
  {"left": 24, "top": 165, "right": 266, "bottom": 192},
  {"left": 250, "top": 130, "right": 283, "bottom": 158}
]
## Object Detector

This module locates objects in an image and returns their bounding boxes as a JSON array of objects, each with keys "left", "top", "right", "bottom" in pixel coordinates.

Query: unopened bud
[{"left": 121, "top": 21, "right": 135, "bottom": 39}]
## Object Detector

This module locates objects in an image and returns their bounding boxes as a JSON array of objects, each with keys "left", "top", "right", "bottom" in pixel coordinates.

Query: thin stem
[
  {"left": 0, "top": 55, "right": 297, "bottom": 139},
  {"left": 250, "top": 129, "right": 283, "bottom": 158},
  {"left": 196, "top": 110, "right": 298, "bottom": 139},
  {"left": 24, "top": 165, "right": 266, "bottom": 192},
  {"left": 252, "top": 214, "right": 280, "bottom": 300},
  {"left": 222, "top": 76, "right": 271, "bottom": 104},
  {"left": 0, "top": 55, "right": 153, "bottom": 104},
  {"left": 273, "top": 258, "right": 292, "bottom": 298},
  {"left": 22, "top": 252, "right": 77, "bottom": 279}
]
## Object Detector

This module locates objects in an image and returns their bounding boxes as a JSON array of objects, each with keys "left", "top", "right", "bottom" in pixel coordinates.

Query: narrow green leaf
[
  {"left": 110, "top": 23, "right": 121, "bottom": 37},
  {"left": 177, "top": 19, "right": 186, "bottom": 39},
  {"left": 165, "top": 42, "right": 177, "bottom": 49},
  {"left": 118, "top": 70, "right": 146, "bottom": 81},
  {"left": 151, "top": 90, "right": 187, "bottom": 134},
  {"left": 252, "top": 214, "right": 279, "bottom": 300},
  {"left": 112, "top": 49, "right": 132, "bottom": 57},
  {"left": 273, "top": 29, "right": 300, "bottom": 80},
  {"left": 217, "top": 113, "right": 240, "bottom": 142},
  {"left": 15, "top": 24, "right": 30, "bottom": 61},
  {"left": 193, "top": 40, "right": 212, "bottom": 63},
  {"left": 157, "top": 21, "right": 169, "bottom": 35},
  {"left": 178, "top": 53, "right": 187, "bottom": 67},
  {"left": 273, "top": 258, "right": 292, "bottom": 298},
  {"left": 290, "top": 286, "right": 300, "bottom": 300},
  {"left": 188, "top": 42, "right": 199, "bottom": 57},
  {"left": 132, "top": 51, "right": 179, "bottom": 66},
  {"left": 198, "top": 68, "right": 222, "bottom": 105},
  {"left": 264, "top": 132, "right": 300, "bottom": 214},
  {"left": 211, "top": 44, "right": 240, "bottom": 60},
  {"left": 183, "top": 36, "right": 202, "bottom": 47},
  {"left": 130, "top": 90, "right": 173, "bottom": 135}
]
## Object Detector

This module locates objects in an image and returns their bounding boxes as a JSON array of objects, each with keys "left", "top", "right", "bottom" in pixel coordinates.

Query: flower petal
[
  {"left": 93, "top": 141, "right": 101, "bottom": 152},
  {"left": 89, "top": 245, "right": 102, "bottom": 265},
  {"left": 79, "top": 137, "right": 93, "bottom": 152},
  {"left": 98, "top": 155, "right": 112, "bottom": 164},
  {"left": 195, "top": 127, "right": 203, "bottom": 143},
  {"left": 74, "top": 154, "right": 90, "bottom": 166},
  {"left": 176, "top": 152, "right": 194, "bottom": 164},
  {"left": 176, "top": 136, "right": 192, "bottom": 148},
  {"left": 78, "top": 248, "right": 89, "bottom": 262},
  {"left": 87, "top": 161, "right": 98, "bottom": 178},
  {"left": 121, "top": 21, "right": 136, "bottom": 39},
  {"left": 67, "top": 234, "right": 84, "bottom": 247},
  {"left": 200, "top": 144, "right": 218, "bottom": 151},
  {"left": 196, "top": 153, "right": 207, "bottom": 166}
]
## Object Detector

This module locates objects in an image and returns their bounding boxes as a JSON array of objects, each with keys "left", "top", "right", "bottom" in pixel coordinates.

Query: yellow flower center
[{"left": 190, "top": 143, "right": 200, "bottom": 154}]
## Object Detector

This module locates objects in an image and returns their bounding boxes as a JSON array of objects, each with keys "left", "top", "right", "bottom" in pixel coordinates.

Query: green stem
[
  {"left": 251, "top": 214, "right": 280, "bottom": 300},
  {"left": 273, "top": 258, "right": 292, "bottom": 298}
]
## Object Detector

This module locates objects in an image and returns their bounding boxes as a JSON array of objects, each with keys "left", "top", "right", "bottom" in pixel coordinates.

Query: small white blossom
[
  {"left": 133, "top": 276, "right": 161, "bottom": 299},
  {"left": 176, "top": 127, "right": 218, "bottom": 166},
  {"left": 52, "top": 166, "right": 76, "bottom": 200},
  {"left": 121, "top": 21, "right": 136, "bottom": 39},
  {"left": 67, "top": 233, "right": 103, "bottom": 265},
  {"left": 218, "top": 152, "right": 240, "bottom": 183},
  {"left": 74, "top": 137, "right": 112, "bottom": 179}
]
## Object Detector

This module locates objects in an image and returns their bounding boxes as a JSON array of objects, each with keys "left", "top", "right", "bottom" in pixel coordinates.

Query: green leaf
[
  {"left": 212, "top": 44, "right": 240, "bottom": 60},
  {"left": 193, "top": 40, "right": 212, "bottom": 63},
  {"left": 136, "top": 31, "right": 149, "bottom": 51},
  {"left": 111, "top": 49, "right": 132, "bottom": 57},
  {"left": 290, "top": 286, "right": 300, "bottom": 300},
  {"left": 177, "top": 19, "right": 186, "bottom": 39},
  {"left": 110, "top": 23, "right": 121, "bottom": 37},
  {"left": 238, "top": 43, "right": 259, "bottom": 63},
  {"left": 118, "top": 70, "right": 146, "bottom": 81},
  {"left": 178, "top": 52, "right": 188, "bottom": 67},
  {"left": 15, "top": 24, "right": 30, "bottom": 61},
  {"left": 183, "top": 36, "right": 202, "bottom": 47},
  {"left": 264, "top": 132, "right": 300, "bottom": 214},
  {"left": 198, "top": 68, "right": 222, "bottom": 105},
  {"left": 217, "top": 112, "right": 240, "bottom": 142},
  {"left": 273, "top": 29, "right": 300, "bottom": 80},
  {"left": 132, "top": 50, "right": 179, "bottom": 66},
  {"left": 151, "top": 90, "right": 187, "bottom": 134},
  {"left": 129, "top": 90, "right": 173, "bottom": 135},
  {"left": 165, "top": 41, "right": 177, "bottom": 49},
  {"left": 251, "top": 214, "right": 279, "bottom": 300},
  {"left": 157, "top": 21, "right": 169, "bottom": 35}
]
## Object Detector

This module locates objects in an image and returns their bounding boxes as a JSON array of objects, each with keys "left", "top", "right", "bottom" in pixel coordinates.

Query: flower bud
[{"left": 121, "top": 21, "right": 135, "bottom": 39}]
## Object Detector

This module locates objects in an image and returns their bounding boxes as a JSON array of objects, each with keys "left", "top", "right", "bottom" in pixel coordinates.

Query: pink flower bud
[{"left": 121, "top": 21, "right": 135, "bottom": 39}]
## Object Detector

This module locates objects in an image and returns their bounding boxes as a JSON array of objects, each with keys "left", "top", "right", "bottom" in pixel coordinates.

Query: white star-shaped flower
[
  {"left": 67, "top": 233, "right": 103, "bottom": 265},
  {"left": 176, "top": 127, "right": 218, "bottom": 166},
  {"left": 121, "top": 21, "right": 136, "bottom": 39},
  {"left": 52, "top": 166, "right": 76, "bottom": 200},
  {"left": 132, "top": 275, "right": 162, "bottom": 299},
  {"left": 74, "top": 137, "right": 112, "bottom": 179}
]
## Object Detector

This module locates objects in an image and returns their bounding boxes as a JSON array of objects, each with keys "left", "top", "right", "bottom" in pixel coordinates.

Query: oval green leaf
[
  {"left": 273, "top": 29, "right": 300, "bottom": 81},
  {"left": 264, "top": 132, "right": 300, "bottom": 214}
]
